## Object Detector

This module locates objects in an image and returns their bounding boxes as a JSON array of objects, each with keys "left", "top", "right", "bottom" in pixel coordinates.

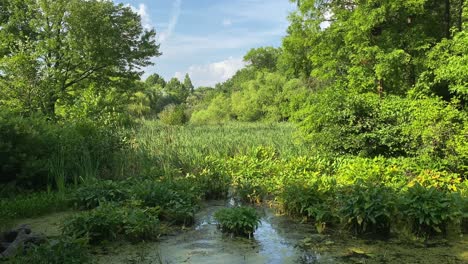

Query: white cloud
[
  {"left": 158, "top": 0, "right": 182, "bottom": 43},
  {"left": 175, "top": 57, "right": 246, "bottom": 87}
]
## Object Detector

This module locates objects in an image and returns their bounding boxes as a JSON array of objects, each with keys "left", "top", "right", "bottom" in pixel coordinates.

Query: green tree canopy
[
  {"left": 0, "top": 0, "right": 160, "bottom": 116},
  {"left": 244, "top": 47, "right": 281, "bottom": 72}
]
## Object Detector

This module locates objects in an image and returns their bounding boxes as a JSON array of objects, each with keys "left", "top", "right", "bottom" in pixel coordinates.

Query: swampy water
[{"left": 13, "top": 201, "right": 468, "bottom": 264}]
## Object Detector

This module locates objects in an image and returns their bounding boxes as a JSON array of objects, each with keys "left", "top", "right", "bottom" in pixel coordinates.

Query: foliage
[
  {"left": 228, "top": 147, "right": 280, "bottom": 203},
  {"left": 400, "top": 183, "right": 463, "bottom": 235},
  {"left": 279, "top": 178, "right": 336, "bottom": 233},
  {"left": 214, "top": 207, "right": 261, "bottom": 237},
  {"left": 244, "top": 47, "right": 281, "bottom": 72},
  {"left": 0, "top": 191, "right": 69, "bottom": 226},
  {"left": 338, "top": 182, "right": 396, "bottom": 235},
  {"left": 187, "top": 156, "right": 231, "bottom": 199},
  {"left": 70, "top": 179, "right": 130, "bottom": 210},
  {"left": 0, "top": 0, "right": 159, "bottom": 117},
  {"left": 158, "top": 104, "right": 188, "bottom": 125},
  {"left": 295, "top": 91, "right": 466, "bottom": 160},
  {"left": 8, "top": 236, "right": 90, "bottom": 264},
  {"left": 131, "top": 179, "right": 200, "bottom": 225},
  {"left": 62, "top": 202, "right": 160, "bottom": 244}
]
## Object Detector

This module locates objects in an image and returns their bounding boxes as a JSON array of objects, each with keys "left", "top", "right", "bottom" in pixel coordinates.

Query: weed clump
[{"left": 214, "top": 206, "right": 261, "bottom": 237}]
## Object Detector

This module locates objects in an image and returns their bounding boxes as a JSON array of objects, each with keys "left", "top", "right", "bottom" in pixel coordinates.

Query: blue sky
[{"left": 114, "top": 0, "right": 296, "bottom": 87}]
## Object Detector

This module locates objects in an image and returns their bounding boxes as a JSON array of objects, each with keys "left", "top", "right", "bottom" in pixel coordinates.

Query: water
[
  {"left": 11, "top": 202, "right": 467, "bottom": 263},
  {"left": 155, "top": 200, "right": 330, "bottom": 264}
]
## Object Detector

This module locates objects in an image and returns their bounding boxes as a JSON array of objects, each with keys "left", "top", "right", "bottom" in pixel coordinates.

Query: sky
[{"left": 114, "top": 0, "right": 296, "bottom": 87}]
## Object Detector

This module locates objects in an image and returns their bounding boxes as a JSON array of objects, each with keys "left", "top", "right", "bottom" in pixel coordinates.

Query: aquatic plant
[
  {"left": 70, "top": 179, "right": 130, "bottom": 210},
  {"left": 400, "top": 183, "right": 463, "bottom": 236},
  {"left": 338, "top": 181, "right": 396, "bottom": 235},
  {"left": 214, "top": 206, "right": 261, "bottom": 237},
  {"left": 62, "top": 203, "right": 161, "bottom": 244}
]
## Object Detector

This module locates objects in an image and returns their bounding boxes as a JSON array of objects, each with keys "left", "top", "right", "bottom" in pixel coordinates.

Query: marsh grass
[{"left": 122, "top": 120, "right": 309, "bottom": 178}]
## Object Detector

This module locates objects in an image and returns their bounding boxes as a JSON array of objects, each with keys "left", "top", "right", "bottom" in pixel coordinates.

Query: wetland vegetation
[{"left": 1, "top": 0, "right": 468, "bottom": 263}]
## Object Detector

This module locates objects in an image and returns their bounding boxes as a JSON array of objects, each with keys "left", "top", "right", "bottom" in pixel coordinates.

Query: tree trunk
[{"left": 445, "top": 0, "right": 452, "bottom": 38}]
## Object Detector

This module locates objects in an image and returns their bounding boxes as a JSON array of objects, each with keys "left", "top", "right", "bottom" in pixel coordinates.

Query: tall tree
[
  {"left": 146, "top": 73, "right": 166, "bottom": 88},
  {"left": 165, "top": 77, "right": 189, "bottom": 103},
  {"left": 244, "top": 47, "right": 281, "bottom": 72},
  {"left": 183, "top": 73, "right": 194, "bottom": 94},
  {"left": 0, "top": 0, "right": 160, "bottom": 116}
]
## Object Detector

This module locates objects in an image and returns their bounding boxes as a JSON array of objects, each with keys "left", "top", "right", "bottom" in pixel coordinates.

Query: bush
[
  {"left": 338, "top": 181, "right": 396, "bottom": 235},
  {"left": 158, "top": 104, "right": 188, "bottom": 125},
  {"left": 214, "top": 207, "right": 261, "bottom": 237},
  {"left": 0, "top": 109, "right": 125, "bottom": 188},
  {"left": 295, "top": 91, "right": 465, "bottom": 159},
  {"left": 131, "top": 179, "right": 200, "bottom": 225},
  {"left": 62, "top": 203, "right": 160, "bottom": 244},
  {"left": 188, "top": 156, "right": 231, "bottom": 199},
  {"left": 8, "top": 236, "right": 90, "bottom": 264},
  {"left": 400, "top": 183, "right": 463, "bottom": 236},
  {"left": 279, "top": 178, "right": 336, "bottom": 233},
  {"left": 70, "top": 179, "right": 130, "bottom": 210}
]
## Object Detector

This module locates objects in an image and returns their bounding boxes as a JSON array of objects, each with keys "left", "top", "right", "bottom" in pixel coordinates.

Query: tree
[
  {"left": 165, "top": 77, "right": 189, "bottom": 103},
  {"left": 0, "top": 0, "right": 160, "bottom": 116},
  {"left": 146, "top": 73, "right": 166, "bottom": 88},
  {"left": 183, "top": 73, "right": 195, "bottom": 94},
  {"left": 284, "top": 0, "right": 467, "bottom": 96},
  {"left": 244, "top": 47, "right": 281, "bottom": 72}
]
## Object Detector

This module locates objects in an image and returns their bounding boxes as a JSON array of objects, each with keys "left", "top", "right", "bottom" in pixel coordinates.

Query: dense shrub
[
  {"left": 338, "top": 182, "right": 396, "bottom": 235},
  {"left": 214, "top": 207, "right": 261, "bottom": 237},
  {"left": 188, "top": 156, "right": 231, "bottom": 199},
  {"left": 0, "top": 110, "right": 125, "bottom": 188},
  {"left": 131, "top": 179, "right": 200, "bottom": 225},
  {"left": 70, "top": 179, "right": 130, "bottom": 210},
  {"left": 228, "top": 147, "right": 280, "bottom": 203},
  {"left": 62, "top": 203, "right": 160, "bottom": 244},
  {"left": 279, "top": 178, "right": 336, "bottom": 233},
  {"left": 158, "top": 104, "right": 188, "bottom": 125},
  {"left": 400, "top": 183, "right": 463, "bottom": 236},
  {"left": 295, "top": 92, "right": 466, "bottom": 160}
]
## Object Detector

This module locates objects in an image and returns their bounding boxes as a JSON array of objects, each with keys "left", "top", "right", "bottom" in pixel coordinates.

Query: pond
[
  {"left": 95, "top": 200, "right": 467, "bottom": 264},
  {"left": 11, "top": 201, "right": 468, "bottom": 264}
]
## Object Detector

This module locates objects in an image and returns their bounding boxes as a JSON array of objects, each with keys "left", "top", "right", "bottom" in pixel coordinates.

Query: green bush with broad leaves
[
  {"left": 70, "top": 179, "right": 130, "bottom": 210},
  {"left": 187, "top": 156, "right": 231, "bottom": 199},
  {"left": 62, "top": 202, "right": 161, "bottom": 244},
  {"left": 278, "top": 177, "right": 337, "bottom": 233},
  {"left": 228, "top": 147, "right": 280, "bottom": 203},
  {"left": 214, "top": 206, "right": 261, "bottom": 237},
  {"left": 131, "top": 179, "right": 200, "bottom": 225},
  {"left": 400, "top": 183, "right": 463, "bottom": 236},
  {"left": 338, "top": 181, "right": 396, "bottom": 235}
]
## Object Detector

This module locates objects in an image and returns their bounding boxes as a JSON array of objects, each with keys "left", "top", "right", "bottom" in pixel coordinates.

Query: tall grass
[{"left": 116, "top": 121, "right": 310, "bottom": 178}]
